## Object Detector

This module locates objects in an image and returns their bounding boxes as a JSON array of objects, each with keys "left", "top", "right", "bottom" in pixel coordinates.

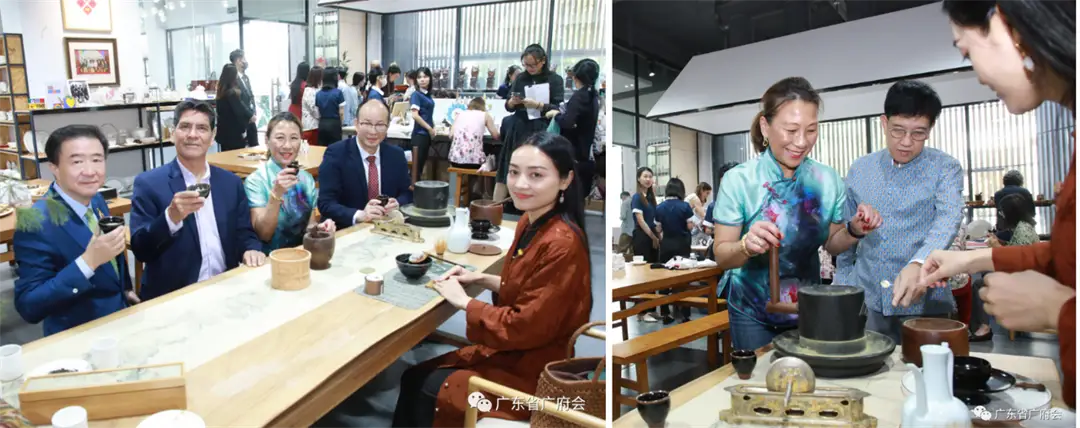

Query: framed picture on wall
[
  {"left": 61, "top": 0, "right": 113, "bottom": 32},
  {"left": 63, "top": 38, "right": 120, "bottom": 86}
]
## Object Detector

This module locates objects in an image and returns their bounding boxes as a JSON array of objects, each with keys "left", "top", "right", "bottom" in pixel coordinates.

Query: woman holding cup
[{"left": 244, "top": 112, "right": 335, "bottom": 253}]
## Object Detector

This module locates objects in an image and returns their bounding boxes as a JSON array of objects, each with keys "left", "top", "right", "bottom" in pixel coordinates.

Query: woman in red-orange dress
[
  {"left": 922, "top": 1, "right": 1076, "bottom": 408},
  {"left": 391, "top": 132, "right": 593, "bottom": 427}
]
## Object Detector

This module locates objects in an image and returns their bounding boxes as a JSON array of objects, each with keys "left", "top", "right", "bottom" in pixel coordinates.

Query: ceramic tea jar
[
  {"left": 303, "top": 228, "right": 335, "bottom": 270},
  {"left": 414, "top": 181, "right": 449, "bottom": 211},
  {"left": 901, "top": 342, "right": 972, "bottom": 428}
]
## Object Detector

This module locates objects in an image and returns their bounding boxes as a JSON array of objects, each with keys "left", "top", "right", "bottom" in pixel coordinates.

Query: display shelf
[{"left": 314, "top": 11, "right": 341, "bottom": 68}]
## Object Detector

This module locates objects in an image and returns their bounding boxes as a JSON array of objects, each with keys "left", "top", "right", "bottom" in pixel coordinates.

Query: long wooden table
[
  {"left": 614, "top": 348, "right": 1066, "bottom": 427},
  {"left": 0, "top": 220, "right": 516, "bottom": 427},
  {"left": 207, "top": 147, "right": 326, "bottom": 179}
]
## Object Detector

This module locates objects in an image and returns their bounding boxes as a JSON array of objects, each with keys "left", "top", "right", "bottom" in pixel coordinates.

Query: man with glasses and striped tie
[
  {"left": 317, "top": 98, "right": 413, "bottom": 228},
  {"left": 834, "top": 80, "right": 966, "bottom": 345},
  {"left": 12, "top": 125, "right": 134, "bottom": 336}
]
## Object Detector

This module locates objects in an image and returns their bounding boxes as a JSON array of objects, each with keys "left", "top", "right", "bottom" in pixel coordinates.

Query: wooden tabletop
[
  {"left": 0, "top": 220, "right": 517, "bottom": 427},
  {"left": 611, "top": 264, "right": 725, "bottom": 300},
  {"left": 207, "top": 147, "right": 326, "bottom": 177},
  {"left": 614, "top": 349, "right": 1065, "bottom": 427}
]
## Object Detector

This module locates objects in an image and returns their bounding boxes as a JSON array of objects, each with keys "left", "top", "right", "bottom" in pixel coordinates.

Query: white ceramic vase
[{"left": 901, "top": 342, "right": 972, "bottom": 428}]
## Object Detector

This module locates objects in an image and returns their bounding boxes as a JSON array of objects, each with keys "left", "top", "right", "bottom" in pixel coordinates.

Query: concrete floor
[{"left": 613, "top": 309, "right": 1063, "bottom": 415}]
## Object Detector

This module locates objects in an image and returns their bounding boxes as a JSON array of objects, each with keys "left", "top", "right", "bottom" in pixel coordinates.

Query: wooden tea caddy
[{"left": 18, "top": 362, "right": 187, "bottom": 425}]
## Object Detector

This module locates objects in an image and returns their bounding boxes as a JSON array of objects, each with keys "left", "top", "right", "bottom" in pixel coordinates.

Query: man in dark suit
[
  {"left": 130, "top": 101, "right": 265, "bottom": 301},
  {"left": 318, "top": 99, "right": 413, "bottom": 227},
  {"left": 231, "top": 49, "right": 258, "bottom": 148},
  {"left": 13, "top": 125, "right": 134, "bottom": 336}
]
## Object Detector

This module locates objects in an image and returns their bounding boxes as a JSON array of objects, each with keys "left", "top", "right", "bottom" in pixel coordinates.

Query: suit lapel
[
  {"left": 51, "top": 187, "right": 91, "bottom": 253},
  {"left": 89, "top": 197, "right": 123, "bottom": 287},
  {"left": 350, "top": 138, "right": 368, "bottom": 201},
  {"left": 210, "top": 167, "right": 230, "bottom": 260},
  {"left": 168, "top": 161, "right": 200, "bottom": 251}
]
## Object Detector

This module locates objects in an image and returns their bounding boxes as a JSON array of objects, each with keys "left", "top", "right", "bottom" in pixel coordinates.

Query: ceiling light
[{"left": 649, "top": 72, "right": 655, "bottom": 77}]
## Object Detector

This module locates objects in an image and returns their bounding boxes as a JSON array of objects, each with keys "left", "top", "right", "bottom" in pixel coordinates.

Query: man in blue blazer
[
  {"left": 318, "top": 99, "right": 413, "bottom": 227},
  {"left": 130, "top": 101, "right": 265, "bottom": 301},
  {"left": 14, "top": 125, "right": 134, "bottom": 336}
]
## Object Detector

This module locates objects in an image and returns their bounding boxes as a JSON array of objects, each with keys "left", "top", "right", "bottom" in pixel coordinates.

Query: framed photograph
[
  {"left": 63, "top": 38, "right": 120, "bottom": 86},
  {"left": 66, "top": 80, "right": 90, "bottom": 105},
  {"left": 61, "top": 0, "right": 113, "bottom": 32}
]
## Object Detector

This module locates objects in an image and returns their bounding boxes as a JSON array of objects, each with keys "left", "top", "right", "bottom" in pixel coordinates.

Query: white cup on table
[
  {"left": 90, "top": 337, "right": 120, "bottom": 370},
  {"left": 633, "top": 255, "right": 644, "bottom": 264},
  {"left": 52, "top": 406, "right": 89, "bottom": 428},
  {"left": 0, "top": 344, "right": 23, "bottom": 381}
]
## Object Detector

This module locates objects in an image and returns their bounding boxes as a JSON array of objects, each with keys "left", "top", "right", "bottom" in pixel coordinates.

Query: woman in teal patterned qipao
[
  {"left": 712, "top": 77, "right": 883, "bottom": 350},
  {"left": 245, "top": 112, "right": 335, "bottom": 253}
]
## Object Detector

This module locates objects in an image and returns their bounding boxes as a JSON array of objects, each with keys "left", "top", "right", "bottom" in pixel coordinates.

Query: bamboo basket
[{"left": 269, "top": 248, "right": 311, "bottom": 291}]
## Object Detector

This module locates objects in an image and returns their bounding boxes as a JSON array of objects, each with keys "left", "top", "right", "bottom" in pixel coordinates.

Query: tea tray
[{"left": 356, "top": 259, "right": 475, "bottom": 310}]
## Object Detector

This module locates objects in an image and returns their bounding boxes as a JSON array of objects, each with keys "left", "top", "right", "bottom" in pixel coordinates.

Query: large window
[
  {"left": 384, "top": 0, "right": 604, "bottom": 94},
  {"left": 459, "top": 0, "right": 551, "bottom": 91}
]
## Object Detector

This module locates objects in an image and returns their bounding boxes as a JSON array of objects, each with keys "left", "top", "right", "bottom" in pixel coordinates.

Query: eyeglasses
[
  {"left": 522, "top": 60, "right": 540, "bottom": 69},
  {"left": 888, "top": 127, "right": 929, "bottom": 142},
  {"left": 357, "top": 122, "right": 389, "bottom": 132}
]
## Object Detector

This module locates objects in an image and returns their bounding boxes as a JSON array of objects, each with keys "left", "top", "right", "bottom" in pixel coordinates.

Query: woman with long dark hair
[
  {"left": 288, "top": 62, "right": 310, "bottom": 121},
  {"left": 494, "top": 44, "right": 565, "bottom": 205},
  {"left": 215, "top": 64, "right": 253, "bottom": 151},
  {"left": 711, "top": 77, "right": 881, "bottom": 349},
  {"left": 545, "top": 58, "right": 600, "bottom": 202},
  {"left": 496, "top": 65, "right": 521, "bottom": 100},
  {"left": 301, "top": 66, "right": 323, "bottom": 147},
  {"left": 393, "top": 133, "right": 590, "bottom": 427},
  {"left": 410, "top": 67, "right": 436, "bottom": 183},
  {"left": 315, "top": 69, "right": 345, "bottom": 146},
  {"left": 919, "top": 1, "right": 1076, "bottom": 408}
]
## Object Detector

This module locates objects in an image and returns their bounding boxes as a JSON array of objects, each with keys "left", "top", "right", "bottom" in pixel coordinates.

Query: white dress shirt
[
  {"left": 166, "top": 162, "right": 227, "bottom": 282},
  {"left": 353, "top": 142, "right": 381, "bottom": 225}
]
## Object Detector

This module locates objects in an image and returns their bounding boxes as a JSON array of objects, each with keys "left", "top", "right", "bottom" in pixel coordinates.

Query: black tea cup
[
  {"left": 636, "top": 390, "right": 670, "bottom": 428},
  {"left": 98, "top": 216, "right": 125, "bottom": 235},
  {"left": 188, "top": 183, "right": 211, "bottom": 199},
  {"left": 731, "top": 349, "right": 757, "bottom": 380}
]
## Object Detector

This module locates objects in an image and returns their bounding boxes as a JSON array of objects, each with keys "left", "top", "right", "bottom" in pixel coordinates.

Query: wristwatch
[{"left": 847, "top": 221, "right": 866, "bottom": 239}]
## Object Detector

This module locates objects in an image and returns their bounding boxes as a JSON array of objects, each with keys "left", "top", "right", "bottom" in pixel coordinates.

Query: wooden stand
[
  {"left": 765, "top": 246, "right": 797, "bottom": 314},
  {"left": 270, "top": 248, "right": 311, "bottom": 291}
]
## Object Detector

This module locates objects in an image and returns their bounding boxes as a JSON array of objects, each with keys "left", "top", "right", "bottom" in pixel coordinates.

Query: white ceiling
[
  {"left": 661, "top": 70, "right": 998, "bottom": 135},
  {"left": 320, "top": 0, "right": 517, "bottom": 14}
]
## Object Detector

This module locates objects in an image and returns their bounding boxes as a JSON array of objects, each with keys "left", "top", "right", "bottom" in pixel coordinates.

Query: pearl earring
[{"left": 1022, "top": 56, "right": 1035, "bottom": 72}]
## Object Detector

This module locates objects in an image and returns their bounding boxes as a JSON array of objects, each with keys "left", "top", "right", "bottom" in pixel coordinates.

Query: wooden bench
[
  {"left": 448, "top": 167, "right": 496, "bottom": 207},
  {"left": 626, "top": 294, "right": 727, "bottom": 310},
  {"left": 612, "top": 311, "right": 731, "bottom": 416}
]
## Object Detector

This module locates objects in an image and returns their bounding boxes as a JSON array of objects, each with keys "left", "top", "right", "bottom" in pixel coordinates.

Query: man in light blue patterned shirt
[{"left": 835, "top": 81, "right": 965, "bottom": 344}]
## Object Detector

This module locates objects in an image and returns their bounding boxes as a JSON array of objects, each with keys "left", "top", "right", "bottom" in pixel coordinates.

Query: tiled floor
[{"left": 613, "top": 309, "right": 1063, "bottom": 415}]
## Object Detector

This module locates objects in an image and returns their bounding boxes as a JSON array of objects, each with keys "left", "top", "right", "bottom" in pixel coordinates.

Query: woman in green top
[{"left": 245, "top": 112, "right": 335, "bottom": 253}]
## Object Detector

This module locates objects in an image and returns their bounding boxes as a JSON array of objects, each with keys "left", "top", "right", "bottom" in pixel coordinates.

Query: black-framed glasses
[
  {"left": 888, "top": 127, "right": 929, "bottom": 142},
  {"left": 357, "top": 122, "right": 389, "bottom": 132}
]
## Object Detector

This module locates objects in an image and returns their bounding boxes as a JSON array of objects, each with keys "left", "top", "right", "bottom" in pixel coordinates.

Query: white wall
[
  {"left": 11, "top": 0, "right": 145, "bottom": 97},
  {"left": 366, "top": 12, "right": 381, "bottom": 67},
  {"left": 697, "top": 132, "right": 712, "bottom": 188}
]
